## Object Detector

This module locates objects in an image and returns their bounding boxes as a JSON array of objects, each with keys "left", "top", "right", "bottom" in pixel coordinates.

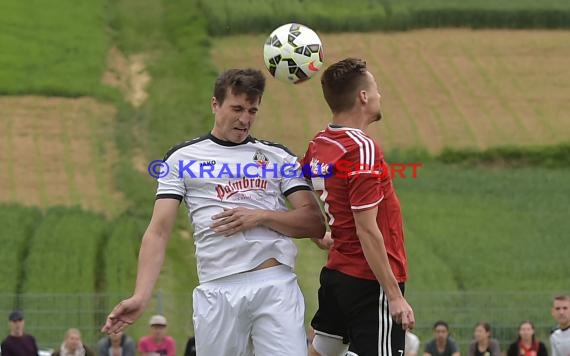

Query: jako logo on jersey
[
  {"left": 200, "top": 160, "right": 216, "bottom": 167},
  {"left": 215, "top": 177, "right": 269, "bottom": 201},
  {"left": 253, "top": 150, "right": 269, "bottom": 167}
]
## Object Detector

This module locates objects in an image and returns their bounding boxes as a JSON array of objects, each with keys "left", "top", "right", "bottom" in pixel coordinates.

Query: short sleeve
[
  {"left": 156, "top": 151, "right": 185, "bottom": 200},
  {"left": 280, "top": 154, "right": 311, "bottom": 196},
  {"left": 348, "top": 172, "right": 382, "bottom": 211},
  {"left": 450, "top": 338, "right": 460, "bottom": 354}
]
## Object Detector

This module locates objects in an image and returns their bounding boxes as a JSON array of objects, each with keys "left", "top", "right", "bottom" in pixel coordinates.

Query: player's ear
[
  {"left": 211, "top": 96, "right": 218, "bottom": 113},
  {"left": 358, "top": 90, "right": 368, "bottom": 105}
]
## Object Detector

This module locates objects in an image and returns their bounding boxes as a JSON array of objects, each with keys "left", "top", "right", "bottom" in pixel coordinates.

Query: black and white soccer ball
[{"left": 263, "top": 23, "right": 324, "bottom": 84}]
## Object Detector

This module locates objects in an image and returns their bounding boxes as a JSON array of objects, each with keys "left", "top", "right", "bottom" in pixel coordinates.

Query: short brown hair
[
  {"left": 554, "top": 294, "right": 570, "bottom": 302},
  {"left": 475, "top": 321, "right": 492, "bottom": 334},
  {"left": 213, "top": 68, "right": 266, "bottom": 105},
  {"left": 321, "top": 58, "right": 369, "bottom": 113}
]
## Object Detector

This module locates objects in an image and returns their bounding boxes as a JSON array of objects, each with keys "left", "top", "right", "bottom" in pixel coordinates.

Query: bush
[
  {"left": 438, "top": 143, "right": 570, "bottom": 168},
  {"left": 197, "top": 0, "right": 570, "bottom": 35}
]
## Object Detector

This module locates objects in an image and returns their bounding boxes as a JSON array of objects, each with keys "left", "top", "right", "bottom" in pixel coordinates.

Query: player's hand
[
  {"left": 101, "top": 296, "right": 146, "bottom": 334},
  {"left": 211, "top": 207, "right": 261, "bottom": 236},
  {"left": 312, "top": 231, "right": 333, "bottom": 250},
  {"left": 388, "top": 296, "right": 415, "bottom": 331}
]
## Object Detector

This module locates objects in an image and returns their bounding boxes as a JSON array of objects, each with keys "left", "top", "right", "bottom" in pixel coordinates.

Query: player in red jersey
[{"left": 302, "top": 58, "right": 415, "bottom": 356}]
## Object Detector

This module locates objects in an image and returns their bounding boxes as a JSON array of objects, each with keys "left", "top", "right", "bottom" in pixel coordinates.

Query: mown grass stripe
[
  {"left": 365, "top": 36, "right": 424, "bottom": 149},
  {"left": 415, "top": 42, "right": 480, "bottom": 149},
  {"left": 2, "top": 110, "right": 17, "bottom": 201},
  {"left": 489, "top": 34, "right": 558, "bottom": 142},
  {"left": 60, "top": 101, "right": 81, "bottom": 205},
  {"left": 445, "top": 53, "right": 507, "bottom": 148},
  {"left": 31, "top": 113, "right": 49, "bottom": 206},
  {"left": 393, "top": 37, "right": 452, "bottom": 149},
  {"left": 461, "top": 44, "right": 532, "bottom": 143}
]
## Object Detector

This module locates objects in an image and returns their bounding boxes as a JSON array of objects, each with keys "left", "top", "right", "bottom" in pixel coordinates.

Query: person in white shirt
[
  {"left": 551, "top": 294, "right": 570, "bottom": 356},
  {"left": 406, "top": 331, "right": 421, "bottom": 356},
  {"left": 101, "top": 68, "right": 326, "bottom": 356}
]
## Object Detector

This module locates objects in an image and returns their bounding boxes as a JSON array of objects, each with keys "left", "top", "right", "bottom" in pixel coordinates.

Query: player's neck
[{"left": 331, "top": 112, "right": 368, "bottom": 130}]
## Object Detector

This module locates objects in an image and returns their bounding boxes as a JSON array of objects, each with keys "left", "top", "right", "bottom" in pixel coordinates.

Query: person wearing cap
[
  {"left": 137, "top": 315, "right": 175, "bottom": 356},
  {"left": 0, "top": 310, "right": 39, "bottom": 356}
]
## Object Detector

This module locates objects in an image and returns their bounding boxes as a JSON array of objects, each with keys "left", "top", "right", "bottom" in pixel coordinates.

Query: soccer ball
[{"left": 263, "top": 23, "right": 324, "bottom": 84}]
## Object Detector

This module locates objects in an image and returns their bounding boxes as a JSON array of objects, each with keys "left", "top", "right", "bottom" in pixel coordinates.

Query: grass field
[
  {"left": 1, "top": 0, "right": 569, "bottom": 349},
  {"left": 0, "top": 0, "right": 114, "bottom": 98},
  {"left": 212, "top": 30, "right": 570, "bottom": 155}
]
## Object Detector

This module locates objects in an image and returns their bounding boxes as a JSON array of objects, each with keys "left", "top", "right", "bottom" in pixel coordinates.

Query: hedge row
[
  {"left": 198, "top": 0, "right": 570, "bottom": 35},
  {"left": 437, "top": 143, "right": 570, "bottom": 168}
]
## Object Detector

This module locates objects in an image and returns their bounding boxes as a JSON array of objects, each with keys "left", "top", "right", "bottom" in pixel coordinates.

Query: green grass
[
  {"left": 0, "top": 205, "right": 41, "bottom": 315},
  {"left": 0, "top": 0, "right": 116, "bottom": 99},
  {"left": 396, "top": 161, "right": 570, "bottom": 292},
  {"left": 21, "top": 207, "right": 108, "bottom": 348},
  {"left": 103, "top": 217, "right": 143, "bottom": 293}
]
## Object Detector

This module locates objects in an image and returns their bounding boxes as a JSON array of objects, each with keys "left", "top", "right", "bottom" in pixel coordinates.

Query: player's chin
[{"left": 232, "top": 128, "right": 249, "bottom": 142}]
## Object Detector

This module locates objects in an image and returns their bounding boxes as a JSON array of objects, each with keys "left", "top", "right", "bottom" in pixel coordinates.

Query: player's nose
[{"left": 237, "top": 113, "right": 253, "bottom": 125}]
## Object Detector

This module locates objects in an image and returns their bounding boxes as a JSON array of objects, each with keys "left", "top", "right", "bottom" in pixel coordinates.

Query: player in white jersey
[
  {"left": 101, "top": 68, "right": 326, "bottom": 356},
  {"left": 551, "top": 295, "right": 570, "bottom": 356}
]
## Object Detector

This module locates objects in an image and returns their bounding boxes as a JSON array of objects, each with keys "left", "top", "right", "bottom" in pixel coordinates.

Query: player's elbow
[
  {"left": 355, "top": 225, "right": 381, "bottom": 245},
  {"left": 304, "top": 209, "right": 326, "bottom": 239},
  {"left": 314, "top": 215, "right": 327, "bottom": 239}
]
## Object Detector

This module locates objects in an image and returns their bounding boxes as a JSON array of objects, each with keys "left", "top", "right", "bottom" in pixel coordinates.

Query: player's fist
[{"left": 312, "top": 231, "right": 333, "bottom": 250}]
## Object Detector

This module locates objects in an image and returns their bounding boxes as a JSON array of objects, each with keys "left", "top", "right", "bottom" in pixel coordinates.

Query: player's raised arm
[{"left": 101, "top": 198, "right": 179, "bottom": 334}]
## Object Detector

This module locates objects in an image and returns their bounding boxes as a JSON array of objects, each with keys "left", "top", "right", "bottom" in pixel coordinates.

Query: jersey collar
[
  {"left": 208, "top": 132, "right": 254, "bottom": 146},
  {"left": 328, "top": 123, "right": 363, "bottom": 133}
]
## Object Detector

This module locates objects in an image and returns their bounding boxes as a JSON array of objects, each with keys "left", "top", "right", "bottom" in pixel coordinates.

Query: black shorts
[{"left": 311, "top": 267, "right": 406, "bottom": 356}]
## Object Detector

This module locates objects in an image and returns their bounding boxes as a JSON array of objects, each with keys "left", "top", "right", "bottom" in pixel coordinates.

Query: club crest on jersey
[
  {"left": 253, "top": 150, "right": 269, "bottom": 167},
  {"left": 310, "top": 157, "right": 330, "bottom": 176}
]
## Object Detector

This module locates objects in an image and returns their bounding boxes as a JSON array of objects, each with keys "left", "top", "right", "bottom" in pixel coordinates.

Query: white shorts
[{"left": 192, "top": 264, "right": 307, "bottom": 356}]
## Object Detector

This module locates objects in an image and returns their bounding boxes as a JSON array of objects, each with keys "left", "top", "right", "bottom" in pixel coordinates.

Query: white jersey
[
  {"left": 405, "top": 331, "right": 420, "bottom": 356},
  {"left": 551, "top": 327, "right": 570, "bottom": 356},
  {"left": 157, "top": 133, "right": 311, "bottom": 283}
]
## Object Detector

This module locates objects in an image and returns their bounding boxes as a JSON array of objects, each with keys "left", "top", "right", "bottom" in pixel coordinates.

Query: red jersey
[{"left": 301, "top": 125, "right": 408, "bottom": 282}]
